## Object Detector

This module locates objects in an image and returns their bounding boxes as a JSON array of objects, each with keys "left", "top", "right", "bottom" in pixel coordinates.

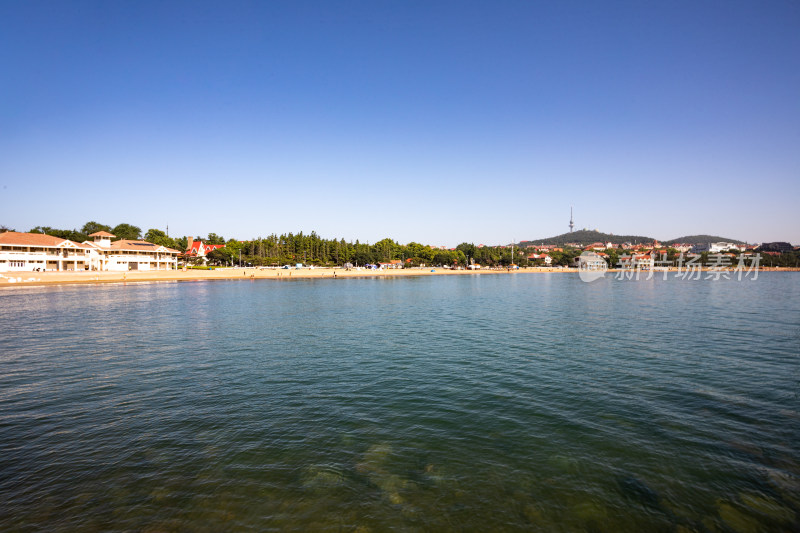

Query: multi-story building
[
  {"left": 0, "top": 231, "right": 179, "bottom": 272},
  {"left": 572, "top": 251, "right": 607, "bottom": 270},
  {"left": 759, "top": 242, "right": 793, "bottom": 253},
  {"left": 0, "top": 232, "right": 93, "bottom": 272},
  {"left": 691, "top": 242, "right": 741, "bottom": 253}
]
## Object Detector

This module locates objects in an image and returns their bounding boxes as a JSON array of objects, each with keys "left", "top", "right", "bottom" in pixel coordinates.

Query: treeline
[
  {"left": 22, "top": 221, "right": 188, "bottom": 253},
  {"left": 207, "top": 236, "right": 592, "bottom": 268},
  {"left": 201, "top": 234, "right": 575, "bottom": 268},
  {"left": 206, "top": 234, "right": 473, "bottom": 267},
  {"left": 758, "top": 250, "right": 800, "bottom": 268}
]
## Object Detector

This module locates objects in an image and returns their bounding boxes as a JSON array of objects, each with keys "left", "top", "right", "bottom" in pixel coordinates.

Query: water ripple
[{"left": 0, "top": 275, "right": 799, "bottom": 530}]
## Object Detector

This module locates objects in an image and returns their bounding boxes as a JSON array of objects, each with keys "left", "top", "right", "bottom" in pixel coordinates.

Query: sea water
[{"left": 0, "top": 273, "right": 798, "bottom": 531}]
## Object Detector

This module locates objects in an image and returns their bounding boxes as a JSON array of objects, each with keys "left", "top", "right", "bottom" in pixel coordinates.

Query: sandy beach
[
  {"left": 0, "top": 266, "right": 566, "bottom": 288},
  {"left": 1, "top": 265, "right": 796, "bottom": 289}
]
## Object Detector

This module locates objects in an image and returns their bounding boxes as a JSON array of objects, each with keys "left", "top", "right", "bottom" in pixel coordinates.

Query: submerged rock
[
  {"left": 739, "top": 492, "right": 796, "bottom": 524},
  {"left": 301, "top": 465, "right": 344, "bottom": 489},
  {"left": 617, "top": 476, "right": 660, "bottom": 508}
]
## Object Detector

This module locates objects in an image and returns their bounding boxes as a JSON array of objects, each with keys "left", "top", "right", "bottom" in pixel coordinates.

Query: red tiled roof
[
  {"left": 109, "top": 240, "right": 180, "bottom": 253},
  {"left": 0, "top": 231, "right": 65, "bottom": 246},
  {"left": 185, "top": 241, "right": 224, "bottom": 256},
  {"left": 88, "top": 231, "right": 115, "bottom": 237},
  {"left": 0, "top": 231, "right": 91, "bottom": 249}
]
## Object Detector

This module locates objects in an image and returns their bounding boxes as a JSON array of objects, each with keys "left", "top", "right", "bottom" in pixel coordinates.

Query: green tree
[
  {"left": 206, "top": 233, "right": 226, "bottom": 245},
  {"left": 145, "top": 228, "right": 166, "bottom": 242},
  {"left": 30, "top": 226, "right": 86, "bottom": 242},
  {"left": 81, "top": 221, "right": 111, "bottom": 235},
  {"left": 373, "top": 238, "right": 398, "bottom": 261},
  {"left": 112, "top": 223, "right": 142, "bottom": 241},
  {"left": 174, "top": 236, "right": 188, "bottom": 252},
  {"left": 144, "top": 228, "right": 180, "bottom": 249},
  {"left": 206, "top": 247, "right": 233, "bottom": 266}
]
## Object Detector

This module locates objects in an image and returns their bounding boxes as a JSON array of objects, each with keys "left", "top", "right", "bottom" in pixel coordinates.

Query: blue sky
[{"left": 1, "top": 1, "right": 798, "bottom": 246}]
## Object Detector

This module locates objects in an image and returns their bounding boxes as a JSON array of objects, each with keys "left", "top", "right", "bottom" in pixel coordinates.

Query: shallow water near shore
[{"left": 1, "top": 273, "right": 799, "bottom": 531}]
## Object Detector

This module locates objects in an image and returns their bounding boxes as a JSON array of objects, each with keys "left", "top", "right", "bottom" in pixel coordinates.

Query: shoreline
[
  {"left": 0, "top": 266, "right": 566, "bottom": 288},
  {"left": 1, "top": 266, "right": 798, "bottom": 289}
]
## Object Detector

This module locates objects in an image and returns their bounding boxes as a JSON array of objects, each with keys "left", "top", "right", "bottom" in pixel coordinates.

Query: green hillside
[
  {"left": 520, "top": 230, "right": 745, "bottom": 247},
  {"left": 662, "top": 235, "right": 746, "bottom": 245},
  {"left": 520, "top": 230, "right": 654, "bottom": 247}
]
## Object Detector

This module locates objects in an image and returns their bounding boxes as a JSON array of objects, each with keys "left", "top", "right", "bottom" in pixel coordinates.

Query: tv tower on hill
[{"left": 569, "top": 206, "right": 574, "bottom": 233}]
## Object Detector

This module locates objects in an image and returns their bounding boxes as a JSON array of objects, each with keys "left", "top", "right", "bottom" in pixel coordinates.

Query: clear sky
[{"left": 1, "top": 1, "right": 798, "bottom": 246}]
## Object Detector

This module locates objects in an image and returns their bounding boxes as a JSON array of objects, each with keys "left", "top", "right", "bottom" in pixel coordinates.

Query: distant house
[
  {"left": 759, "top": 242, "right": 793, "bottom": 253},
  {"left": 572, "top": 252, "right": 607, "bottom": 270},
  {"left": 378, "top": 261, "right": 403, "bottom": 269},
  {"left": 618, "top": 253, "right": 654, "bottom": 270},
  {"left": 528, "top": 253, "right": 553, "bottom": 265},
  {"left": 185, "top": 237, "right": 225, "bottom": 262},
  {"left": 691, "top": 242, "right": 741, "bottom": 253},
  {"left": 532, "top": 244, "right": 557, "bottom": 252}
]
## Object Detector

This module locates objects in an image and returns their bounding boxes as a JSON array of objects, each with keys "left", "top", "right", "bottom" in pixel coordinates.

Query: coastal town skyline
[
  {"left": 2, "top": 2, "right": 799, "bottom": 247},
  {"left": 1, "top": 218, "right": 788, "bottom": 250}
]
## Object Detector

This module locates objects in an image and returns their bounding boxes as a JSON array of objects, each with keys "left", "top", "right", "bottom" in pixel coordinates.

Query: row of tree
[
  {"left": 203, "top": 233, "right": 476, "bottom": 268},
  {"left": 20, "top": 221, "right": 188, "bottom": 253},
  {"left": 27, "top": 221, "right": 145, "bottom": 244},
  {"left": 203, "top": 235, "right": 593, "bottom": 268}
]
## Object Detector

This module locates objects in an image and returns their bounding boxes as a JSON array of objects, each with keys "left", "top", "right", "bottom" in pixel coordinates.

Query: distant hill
[
  {"left": 519, "top": 230, "right": 746, "bottom": 247},
  {"left": 662, "top": 235, "right": 746, "bottom": 245},
  {"left": 520, "top": 230, "right": 655, "bottom": 247}
]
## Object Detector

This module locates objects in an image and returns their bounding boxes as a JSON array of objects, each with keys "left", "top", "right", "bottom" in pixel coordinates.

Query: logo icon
[{"left": 577, "top": 251, "right": 608, "bottom": 283}]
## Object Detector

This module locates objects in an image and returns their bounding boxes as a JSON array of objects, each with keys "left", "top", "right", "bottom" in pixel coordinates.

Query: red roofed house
[
  {"left": 527, "top": 253, "right": 553, "bottom": 265},
  {"left": 618, "top": 252, "right": 654, "bottom": 270},
  {"left": 185, "top": 237, "right": 225, "bottom": 262}
]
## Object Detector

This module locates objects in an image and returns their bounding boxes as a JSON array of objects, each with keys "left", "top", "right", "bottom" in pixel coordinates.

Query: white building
[
  {"left": 0, "top": 232, "right": 92, "bottom": 272},
  {"left": 618, "top": 253, "right": 655, "bottom": 270},
  {"left": 691, "top": 242, "right": 741, "bottom": 253},
  {"left": 0, "top": 231, "right": 179, "bottom": 272},
  {"left": 572, "top": 252, "right": 607, "bottom": 270}
]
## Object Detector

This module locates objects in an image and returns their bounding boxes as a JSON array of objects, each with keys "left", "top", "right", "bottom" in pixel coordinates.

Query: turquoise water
[{"left": 0, "top": 273, "right": 798, "bottom": 531}]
